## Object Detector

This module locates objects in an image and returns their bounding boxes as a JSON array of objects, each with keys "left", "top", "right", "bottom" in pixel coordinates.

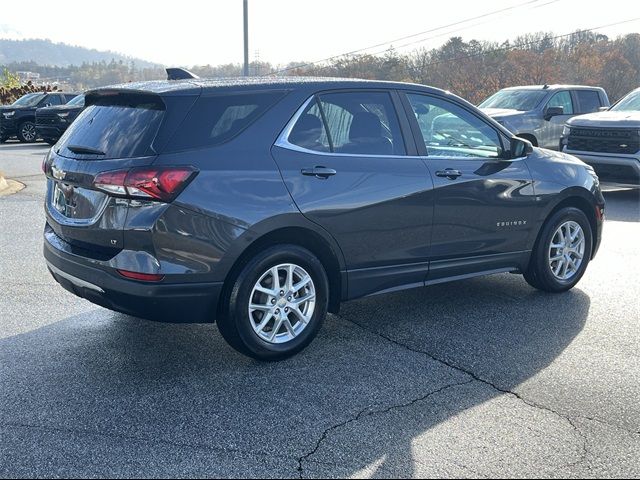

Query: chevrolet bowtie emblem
[{"left": 51, "top": 165, "right": 66, "bottom": 181}]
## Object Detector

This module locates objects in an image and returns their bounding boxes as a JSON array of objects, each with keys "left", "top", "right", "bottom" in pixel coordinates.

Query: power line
[
  {"left": 365, "top": 0, "right": 562, "bottom": 56},
  {"left": 273, "top": 0, "right": 546, "bottom": 74},
  {"left": 411, "top": 17, "right": 640, "bottom": 71}
]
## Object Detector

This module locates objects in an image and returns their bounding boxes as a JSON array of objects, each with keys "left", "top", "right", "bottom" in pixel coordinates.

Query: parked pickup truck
[
  {"left": 0, "top": 92, "right": 79, "bottom": 143},
  {"left": 36, "top": 94, "right": 85, "bottom": 145},
  {"left": 480, "top": 85, "right": 610, "bottom": 150},
  {"left": 561, "top": 87, "right": 640, "bottom": 189}
]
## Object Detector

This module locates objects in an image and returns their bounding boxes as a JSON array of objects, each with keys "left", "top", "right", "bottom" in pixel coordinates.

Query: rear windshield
[
  {"left": 56, "top": 93, "right": 165, "bottom": 159},
  {"left": 611, "top": 90, "right": 640, "bottom": 112},
  {"left": 164, "top": 90, "right": 287, "bottom": 152},
  {"left": 66, "top": 94, "right": 85, "bottom": 107}
]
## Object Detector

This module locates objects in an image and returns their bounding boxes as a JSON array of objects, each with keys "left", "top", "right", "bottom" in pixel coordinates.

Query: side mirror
[
  {"left": 544, "top": 106, "right": 564, "bottom": 121},
  {"left": 510, "top": 137, "right": 533, "bottom": 159}
]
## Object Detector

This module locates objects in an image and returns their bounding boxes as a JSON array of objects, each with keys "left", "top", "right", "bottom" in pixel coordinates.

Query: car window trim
[
  {"left": 398, "top": 90, "right": 509, "bottom": 159},
  {"left": 275, "top": 89, "right": 418, "bottom": 159}
]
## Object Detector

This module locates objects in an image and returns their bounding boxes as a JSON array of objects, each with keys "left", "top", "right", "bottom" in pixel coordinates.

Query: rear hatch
[{"left": 44, "top": 90, "right": 185, "bottom": 255}]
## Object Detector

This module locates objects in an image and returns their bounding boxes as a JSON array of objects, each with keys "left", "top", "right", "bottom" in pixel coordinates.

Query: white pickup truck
[{"left": 561, "top": 87, "right": 640, "bottom": 189}]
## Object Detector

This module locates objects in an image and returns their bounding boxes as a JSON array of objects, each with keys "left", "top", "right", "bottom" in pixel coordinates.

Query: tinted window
[
  {"left": 45, "top": 95, "right": 63, "bottom": 106},
  {"left": 575, "top": 90, "right": 602, "bottom": 114},
  {"left": 165, "top": 91, "right": 286, "bottom": 152},
  {"left": 56, "top": 94, "right": 165, "bottom": 159},
  {"left": 408, "top": 93, "right": 502, "bottom": 159},
  {"left": 547, "top": 91, "right": 573, "bottom": 114},
  {"left": 289, "top": 91, "right": 406, "bottom": 156},
  {"left": 479, "top": 90, "right": 547, "bottom": 111},
  {"left": 288, "top": 100, "right": 331, "bottom": 152}
]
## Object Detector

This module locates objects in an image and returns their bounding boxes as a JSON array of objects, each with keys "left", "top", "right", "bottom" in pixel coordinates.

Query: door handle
[
  {"left": 435, "top": 169, "right": 462, "bottom": 180},
  {"left": 301, "top": 166, "right": 337, "bottom": 179}
]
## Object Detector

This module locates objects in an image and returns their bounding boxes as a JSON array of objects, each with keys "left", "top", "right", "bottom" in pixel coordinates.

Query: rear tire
[
  {"left": 524, "top": 207, "right": 592, "bottom": 292},
  {"left": 17, "top": 121, "right": 37, "bottom": 143},
  {"left": 217, "top": 245, "right": 329, "bottom": 361}
]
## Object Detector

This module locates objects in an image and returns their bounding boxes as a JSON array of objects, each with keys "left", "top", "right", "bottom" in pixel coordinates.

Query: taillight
[{"left": 93, "top": 166, "right": 197, "bottom": 202}]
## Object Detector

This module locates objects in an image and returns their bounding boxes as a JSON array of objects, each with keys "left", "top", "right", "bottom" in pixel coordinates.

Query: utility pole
[{"left": 243, "top": 0, "right": 249, "bottom": 77}]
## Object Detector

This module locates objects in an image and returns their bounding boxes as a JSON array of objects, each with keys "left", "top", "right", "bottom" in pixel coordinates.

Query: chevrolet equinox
[{"left": 43, "top": 74, "right": 605, "bottom": 360}]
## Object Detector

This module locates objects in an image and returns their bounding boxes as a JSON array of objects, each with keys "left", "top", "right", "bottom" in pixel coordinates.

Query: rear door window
[
  {"left": 287, "top": 91, "right": 406, "bottom": 156},
  {"left": 165, "top": 91, "right": 287, "bottom": 152},
  {"left": 575, "top": 90, "right": 603, "bottom": 114},
  {"left": 56, "top": 93, "right": 165, "bottom": 159}
]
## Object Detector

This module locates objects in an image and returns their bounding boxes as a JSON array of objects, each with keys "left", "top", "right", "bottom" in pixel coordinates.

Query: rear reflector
[
  {"left": 117, "top": 270, "right": 165, "bottom": 282},
  {"left": 93, "top": 166, "right": 197, "bottom": 202}
]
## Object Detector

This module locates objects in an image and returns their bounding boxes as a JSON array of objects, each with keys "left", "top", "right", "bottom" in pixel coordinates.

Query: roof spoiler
[{"left": 166, "top": 68, "right": 200, "bottom": 81}]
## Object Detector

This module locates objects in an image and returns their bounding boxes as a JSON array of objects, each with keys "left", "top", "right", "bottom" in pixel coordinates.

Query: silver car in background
[{"left": 480, "top": 85, "right": 610, "bottom": 150}]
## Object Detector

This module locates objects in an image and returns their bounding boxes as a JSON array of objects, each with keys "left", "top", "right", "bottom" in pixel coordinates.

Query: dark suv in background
[
  {"left": 36, "top": 94, "right": 85, "bottom": 145},
  {"left": 43, "top": 75, "right": 604, "bottom": 360},
  {"left": 0, "top": 92, "right": 78, "bottom": 143}
]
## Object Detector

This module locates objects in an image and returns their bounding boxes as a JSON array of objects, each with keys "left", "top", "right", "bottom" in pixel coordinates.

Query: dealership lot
[{"left": 0, "top": 143, "right": 638, "bottom": 478}]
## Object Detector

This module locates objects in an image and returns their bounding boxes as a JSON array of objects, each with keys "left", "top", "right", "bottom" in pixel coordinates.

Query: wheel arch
[
  {"left": 217, "top": 223, "right": 345, "bottom": 318},
  {"left": 536, "top": 190, "right": 599, "bottom": 259}
]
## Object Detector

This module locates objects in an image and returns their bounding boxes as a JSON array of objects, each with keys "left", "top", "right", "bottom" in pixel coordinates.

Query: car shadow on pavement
[
  {"left": 0, "top": 273, "right": 590, "bottom": 477},
  {"left": 602, "top": 189, "right": 640, "bottom": 222}
]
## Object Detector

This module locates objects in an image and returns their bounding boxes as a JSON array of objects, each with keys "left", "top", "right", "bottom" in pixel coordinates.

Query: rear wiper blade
[{"left": 67, "top": 144, "right": 105, "bottom": 155}]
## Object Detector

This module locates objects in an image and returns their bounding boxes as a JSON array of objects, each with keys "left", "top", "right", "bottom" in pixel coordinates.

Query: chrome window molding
[
  {"left": 274, "top": 95, "right": 423, "bottom": 160},
  {"left": 274, "top": 94, "right": 526, "bottom": 162}
]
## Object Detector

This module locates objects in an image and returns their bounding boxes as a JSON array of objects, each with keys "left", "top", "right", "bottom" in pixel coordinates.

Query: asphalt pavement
[{"left": 0, "top": 142, "right": 638, "bottom": 478}]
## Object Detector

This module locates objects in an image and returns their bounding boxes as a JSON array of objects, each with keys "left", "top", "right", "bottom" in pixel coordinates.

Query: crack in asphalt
[
  {"left": 342, "top": 318, "right": 596, "bottom": 475},
  {"left": 296, "top": 379, "right": 475, "bottom": 479}
]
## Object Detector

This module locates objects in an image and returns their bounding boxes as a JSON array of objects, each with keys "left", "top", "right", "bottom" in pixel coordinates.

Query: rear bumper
[
  {"left": 44, "top": 229, "right": 223, "bottom": 323},
  {"left": 564, "top": 149, "right": 640, "bottom": 188}
]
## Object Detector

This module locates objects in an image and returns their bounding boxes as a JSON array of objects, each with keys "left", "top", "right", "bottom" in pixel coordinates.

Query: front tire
[
  {"left": 217, "top": 245, "right": 329, "bottom": 361},
  {"left": 524, "top": 207, "right": 592, "bottom": 292},
  {"left": 17, "top": 121, "right": 37, "bottom": 143}
]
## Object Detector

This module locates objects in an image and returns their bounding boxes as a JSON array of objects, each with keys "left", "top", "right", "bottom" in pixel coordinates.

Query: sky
[{"left": 0, "top": 0, "right": 638, "bottom": 67}]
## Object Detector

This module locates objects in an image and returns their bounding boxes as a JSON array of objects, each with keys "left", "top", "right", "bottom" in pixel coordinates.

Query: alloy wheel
[
  {"left": 248, "top": 263, "right": 316, "bottom": 344},
  {"left": 548, "top": 220, "right": 586, "bottom": 281},
  {"left": 21, "top": 123, "right": 36, "bottom": 142}
]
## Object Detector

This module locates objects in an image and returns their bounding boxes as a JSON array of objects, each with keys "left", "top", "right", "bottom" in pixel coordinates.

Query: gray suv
[
  {"left": 480, "top": 85, "right": 610, "bottom": 150},
  {"left": 43, "top": 75, "right": 605, "bottom": 361}
]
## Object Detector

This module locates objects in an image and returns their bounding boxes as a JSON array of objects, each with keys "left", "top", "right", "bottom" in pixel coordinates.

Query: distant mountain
[{"left": 0, "top": 38, "right": 161, "bottom": 69}]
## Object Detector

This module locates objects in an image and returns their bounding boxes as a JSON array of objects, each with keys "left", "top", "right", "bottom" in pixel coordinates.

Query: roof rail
[{"left": 166, "top": 68, "right": 200, "bottom": 81}]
